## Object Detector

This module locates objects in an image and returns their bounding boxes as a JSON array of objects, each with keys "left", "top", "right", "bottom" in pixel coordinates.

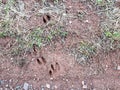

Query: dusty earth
[{"left": 0, "top": 0, "right": 120, "bottom": 90}]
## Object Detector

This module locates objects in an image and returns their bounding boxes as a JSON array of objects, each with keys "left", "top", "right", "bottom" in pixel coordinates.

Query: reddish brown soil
[{"left": 0, "top": 0, "right": 120, "bottom": 90}]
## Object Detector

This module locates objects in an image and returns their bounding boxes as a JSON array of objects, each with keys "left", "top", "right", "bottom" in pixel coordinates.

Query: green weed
[
  {"left": 1, "top": 20, "right": 10, "bottom": 29},
  {"left": 78, "top": 41, "right": 96, "bottom": 57},
  {"left": 105, "top": 31, "right": 120, "bottom": 40},
  {"left": 28, "top": 28, "right": 68, "bottom": 47},
  {"left": 54, "top": 0, "right": 59, "bottom": 4},
  {"left": 28, "top": 28, "right": 43, "bottom": 47},
  {"left": 0, "top": 32, "right": 7, "bottom": 38},
  {"left": 96, "top": 0, "right": 103, "bottom": 4},
  {"left": 59, "top": 30, "right": 68, "bottom": 38},
  {"left": 71, "top": 41, "right": 96, "bottom": 66}
]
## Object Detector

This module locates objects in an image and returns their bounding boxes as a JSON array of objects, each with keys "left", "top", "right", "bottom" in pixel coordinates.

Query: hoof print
[
  {"left": 51, "top": 64, "right": 55, "bottom": 71},
  {"left": 41, "top": 56, "right": 46, "bottom": 64},
  {"left": 46, "top": 15, "right": 51, "bottom": 21},
  {"left": 49, "top": 62, "right": 60, "bottom": 76},
  {"left": 55, "top": 62, "right": 60, "bottom": 71},
  {"left": 36, "top": 56, "right": 46, "bottom": 65},
  {"left": 49, "top": 70, "right": 52, "bottom": 76},
  {"left": 43, "top": 14, "right": 51, "bottom": 23},
  {"left": 37, "top": 58, "right": 42, "bottom": 65}
]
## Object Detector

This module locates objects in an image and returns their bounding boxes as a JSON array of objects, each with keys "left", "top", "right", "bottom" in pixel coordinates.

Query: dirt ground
[{"left": 0, "top": 0, "right": 120, "bottom": 90}]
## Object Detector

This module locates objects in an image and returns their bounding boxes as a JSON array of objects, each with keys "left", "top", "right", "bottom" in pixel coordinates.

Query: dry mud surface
[{"left": 0, "top": 0, "right": 120, "bottom": 90}]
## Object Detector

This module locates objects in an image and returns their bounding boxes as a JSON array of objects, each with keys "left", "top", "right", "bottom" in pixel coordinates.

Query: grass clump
[
  {"left": 96, "top": 0, "right": 103, "bottom": 5},
  {"left": 99, "top": 31, "right": 120, "bottom": 52},
  {"left": 105, "top": 31, "right": 120, "bottom": 40},
  {"left": 28, "top": 27, "right": 68, "bottom": 48},
  {"left": 0, "top": 32, "right": 7, "bottom": 38},
  {"left": 78, "top": 41, "right": 96, "bottom": 56},
  {"left": 71, "top": 41, "right": 96, "bottom": 66},
  {"left": 28, "top": 28, "right": 43, "bottom": 47},
  {"left": 96, "top": 0, "right": 120, "bottom": 53}
]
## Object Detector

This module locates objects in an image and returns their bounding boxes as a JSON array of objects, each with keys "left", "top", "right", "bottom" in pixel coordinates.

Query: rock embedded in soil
[
  {"left": 5, "top": 84, "right": 9, "bottom": 88},
  {"left": 117, "top": 66, "right": 120, "bottom": 70},
  {"left": 83, "top": 84, "right": 87, "bottom": 89},
  {"left": 23, "top": 82, "right": 29, "bottom": 90},
  {"left": 46, "top": 83, "right": 50, "bottom": 89},
  {"left": 41, "top": 85, "right": 45, "bottom": 90},
  {"left": 82, "top": 81, "right": 87, "bottom": 89}
]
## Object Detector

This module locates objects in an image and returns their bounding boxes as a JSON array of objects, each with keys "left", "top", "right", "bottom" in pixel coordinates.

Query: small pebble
[
  {"left": 9, "top": 79, "right": 12, "bottom": 83},
  {"left": 82, "top": 81, "right": 85, "bottom": 85},
  {"left": 69, "top": 21, "right": 72, "bottom": 24},
  {"left": 50, "top": 78, "right": 53, "bottom": 80},
  {"left": 82, "top": 81, "right": 87, "bottom": 89},
  {"left": 54, "top": 85, "right": 57, "bottom": 89},
  {"left": 69, "top": 6, "right": 72, "bottom": 8},
  {"left": 63, "top": 13, "right": 67, "bottom": 16},
  {"left": 46, "top": 83, "right": 50, "bottom": 89},
  {"left": 83, "top": 85, "right": 87, "bottom": 89},
  {"left": 117, "top": 66, "right": 120, "bottom": 70},
  {"left": 41, "top": 87, "right": 44, "bottom": 90},
  {"left": 5, "top": 84, "right": 9, "bottom": 88},
  {"left": 66, "top": 79, "right": 69, "bottom": 82},
  {"left": 15, "top": 86, "right": 22, "bottom": 89},
  {"left": 23, "top": 82, "right": 29, "bottom": 90}
]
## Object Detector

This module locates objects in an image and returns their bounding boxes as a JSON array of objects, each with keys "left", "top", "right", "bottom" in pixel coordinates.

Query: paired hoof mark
[
  {"left": 43, "top": 14, "right": 51, "bottom": 23},
  {"left": 49, "top": 62, "right": 60, "bottom": 76},
  {"left": 49, "top": 70, "right": 52, "bottom": 76},
  {"left": 55, "top": 62, "right": 60, "bottom": 71},
  {"left": 37, "top": 58, "right": 42, "bottom": 65},
  {"left": 51, "top": 64, "right": 55, "bottom": 71},
  {"left": 36, "top": 56, "right": 47, "bottom": 65},
  {"left": 41, "top": 56, "right": 46, "bottom": 64}
]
